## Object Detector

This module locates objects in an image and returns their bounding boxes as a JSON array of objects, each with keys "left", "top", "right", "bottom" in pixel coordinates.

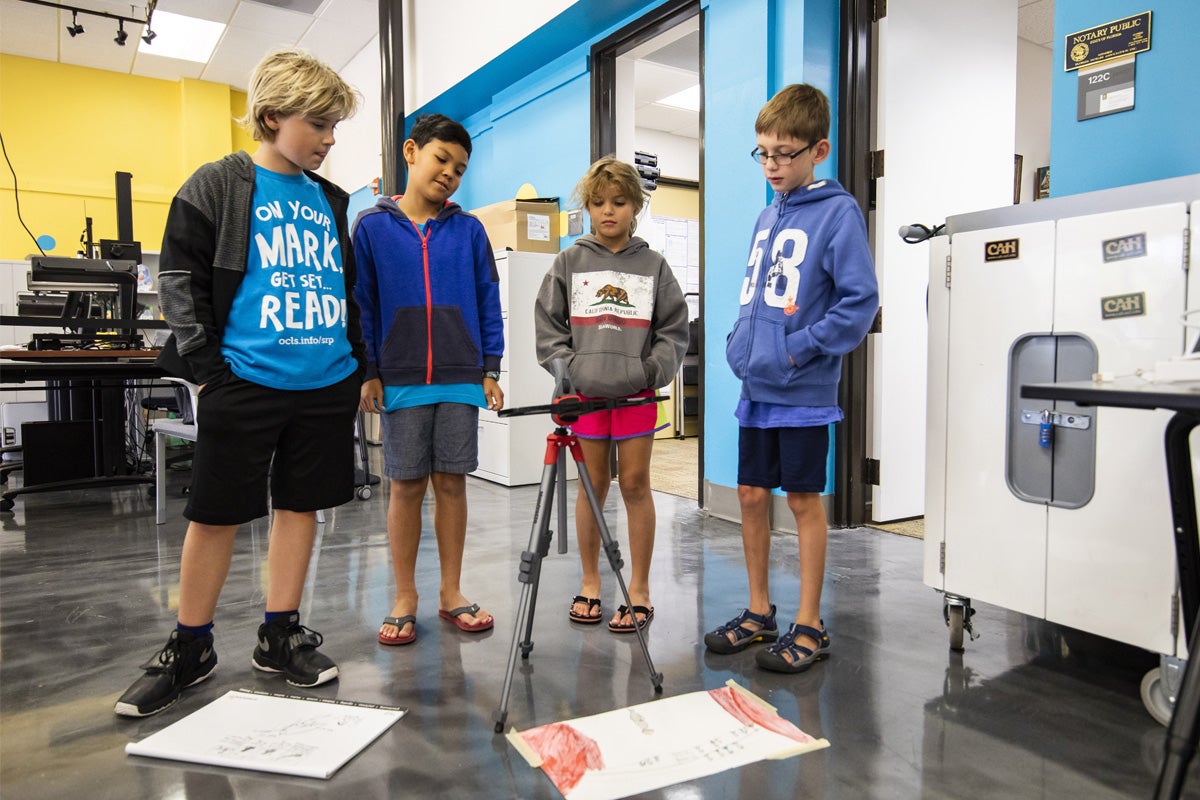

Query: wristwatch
[{"left": 483, "top": 370, "right": 501, "bottom": 381}]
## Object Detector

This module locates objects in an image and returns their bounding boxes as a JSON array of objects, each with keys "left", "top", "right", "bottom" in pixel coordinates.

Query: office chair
[{"left": 153, "top": 378, "right": 199, "bottom": 525}]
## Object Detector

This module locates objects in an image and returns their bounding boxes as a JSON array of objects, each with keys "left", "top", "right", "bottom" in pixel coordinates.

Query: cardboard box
[{"left": 470, "top": 197, "right": 560, "bottom": 253}]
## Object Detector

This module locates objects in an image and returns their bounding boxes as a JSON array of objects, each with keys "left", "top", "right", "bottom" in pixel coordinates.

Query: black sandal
[
  {"left": 608, "top": 604, "right": 653, "bottom": 632},
  {"left": 755, "top": 622, "right": 830, "bottom": 673},
  {"left": 568, "top": 595, "right": 602, "bottom": 624},
  {"left": 703, "top": 605, "right": 778, "bottom": 654}
]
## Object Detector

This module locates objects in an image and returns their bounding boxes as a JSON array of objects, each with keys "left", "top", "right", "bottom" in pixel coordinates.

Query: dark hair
[{"left": 408, "top": 113, "right": 472, "bottom": 156}]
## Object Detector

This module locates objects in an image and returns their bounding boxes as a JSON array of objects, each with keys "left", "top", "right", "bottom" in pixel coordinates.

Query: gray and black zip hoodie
[
  {"left": 155, "top": 151, "right": 366, "bottom": 385},
  {"left": 534, "top": 234, "right": 689, "bottom": 398}
]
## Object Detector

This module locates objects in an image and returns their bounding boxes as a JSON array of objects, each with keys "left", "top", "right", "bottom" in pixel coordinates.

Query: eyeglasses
[{"left": 750, "top": 141, "right": 817, "bottom": 166}]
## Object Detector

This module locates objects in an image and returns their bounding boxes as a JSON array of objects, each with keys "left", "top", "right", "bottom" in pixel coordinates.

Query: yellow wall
[
  {"left": 648, "top": 183, "right": 699, "bottom": 220},
  {"left": 0, "top": 55, "right": 249, "bottom": 260}
]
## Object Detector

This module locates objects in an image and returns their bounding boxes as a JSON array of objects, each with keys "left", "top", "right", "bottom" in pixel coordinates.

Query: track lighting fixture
[
  {"left": 19, "top": 1, "right": 156, "bottom": 48},
  {"left": 66, "top": 10, "right": 84, "bottom": 37}
]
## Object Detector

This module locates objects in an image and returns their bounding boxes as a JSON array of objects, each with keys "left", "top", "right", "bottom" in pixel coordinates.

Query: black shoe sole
[
  {"left": 251, "top": 656, "right": 339, "bottom": 687},
  {"left": 113, "top": 665, "right": 216, "bottom": 718},
  {"left": 703, "top": 629, "right": 778, "bottom": 655}
]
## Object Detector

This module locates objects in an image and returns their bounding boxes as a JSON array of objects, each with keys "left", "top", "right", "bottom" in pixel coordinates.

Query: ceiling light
[
  {"left": 657, "top": 85, "right": 700, "bottom": 113},
  {"left": 66, "top": 10, "right": 84, "bottom": 37},
  {"left": 135, "top": 10, "right": 224, "bottom": 63},
  {"left": 142, "top": 28, "right": 157, "bottom": 45},
  {"left": 114, "top": 20, "right": 128, "bottom": 46}
]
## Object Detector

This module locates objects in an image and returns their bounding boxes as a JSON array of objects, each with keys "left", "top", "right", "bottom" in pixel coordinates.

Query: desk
[
  {"left": 1022, "top": 378, "right": 1200, "bottom": 800},
  {"left": 0, "top": 350, "right": 165, "bottom": 511}
]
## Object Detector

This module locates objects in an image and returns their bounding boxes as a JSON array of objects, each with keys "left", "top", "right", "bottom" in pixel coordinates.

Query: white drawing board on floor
[{"left": 125, "top": 689, "right": 406, "bottom": 779}]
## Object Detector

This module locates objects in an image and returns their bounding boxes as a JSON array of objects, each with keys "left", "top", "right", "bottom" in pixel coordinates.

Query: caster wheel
[
  {"left": 356, "top": 486, "right": 372, "bottom": 500},
  {"left": 1141, "top": 667, "right": 1175, "bottom": 726},
  {"left": 948, "top": 604, "right": 965, "bottom": 652}
]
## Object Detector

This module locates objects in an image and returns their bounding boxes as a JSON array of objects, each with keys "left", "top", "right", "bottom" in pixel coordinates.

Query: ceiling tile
[
  {"left": 637, "top": 103, "right": 696, "bottom": 135},
  {"left": 633, "top": 60, "right": 697, "bottom": 107},
  {"left": 199, "top": 24, "right": 289, "bottom": 90},
  {"left": 1018, "top": 0, "right": 1055, "bottom": 48},
  {"left": 228, "top": 2, "right": 315, "bottom": 37},
  {"left": 0, "top": 1, "right": 58, "bottom": 61},
  {"left": 132, "top": 50, "right": 205, "bottom": 83},
  {"left": 298, "top": 10, "right": 376, "bottom": 71},
  {"left": 155, "top": 0, "right": 239, "bottom": 24}
]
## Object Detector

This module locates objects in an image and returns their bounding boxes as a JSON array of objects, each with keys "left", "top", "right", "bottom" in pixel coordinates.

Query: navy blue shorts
[
  {"left": 185, "top": 371, "right": 360, "bottom": 525},
  {"left": 737, "top": 425, "right": 829, "bottom": 493}
]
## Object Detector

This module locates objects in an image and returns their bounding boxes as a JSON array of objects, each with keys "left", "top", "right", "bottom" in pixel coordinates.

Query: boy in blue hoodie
[
  {"left": 353, "top": 114, "right": 504, "bottom": 646},
  {"left": 704, "top": 84, "right": 878, "bottom": 673}
]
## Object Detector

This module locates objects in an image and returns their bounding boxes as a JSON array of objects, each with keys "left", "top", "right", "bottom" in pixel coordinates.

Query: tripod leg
[
  {"left": 556, "top": 446, "right": 569, "bottom": 555},
  {"left": 520, "top": 470, "right": 557, "bottom": 656},
  {"left": 494, "top": 459, "right": 558, "bottom": 733},
  {"left": 574, "top": 457, "right": 664, "bottom": 694}
]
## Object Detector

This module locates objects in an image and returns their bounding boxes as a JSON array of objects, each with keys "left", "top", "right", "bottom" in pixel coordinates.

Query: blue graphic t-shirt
[{"left": 222, "top": 166, "right": 358, "bottom": 390}]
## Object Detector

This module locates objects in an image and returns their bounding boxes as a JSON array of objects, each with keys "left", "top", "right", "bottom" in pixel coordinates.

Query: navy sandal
[
  {"left": 703, "top": 605, "right": 778, "bottom": 654},
  {"left": 755, "top": 621, "right": 830, "bottom": 673}
]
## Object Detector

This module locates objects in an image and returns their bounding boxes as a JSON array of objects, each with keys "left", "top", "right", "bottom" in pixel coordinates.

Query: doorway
[{"left": 591, "top": 0, "right": 702, "bottom": 502}]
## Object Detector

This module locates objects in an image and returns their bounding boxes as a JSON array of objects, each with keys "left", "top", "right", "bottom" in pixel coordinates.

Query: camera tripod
[{"left": 492, "top": 393, "right": 665, "bottom": 733}]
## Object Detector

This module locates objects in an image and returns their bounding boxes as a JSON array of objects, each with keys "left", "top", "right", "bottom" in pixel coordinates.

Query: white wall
[
  {"left": 870, "top": 0, "right": 1018, "bottom": 522},
  {"left": 321, "top": 0, "right": 576, "bottom": 191},
  {"left": 1015, "top": 37, "right": 1052, "bottom": 206},
  {"left": 322, "top": 37, "right": 383, "bottom": 192},
  {"left": 402, "top": 0, "right": 574, "bottom": 109}
]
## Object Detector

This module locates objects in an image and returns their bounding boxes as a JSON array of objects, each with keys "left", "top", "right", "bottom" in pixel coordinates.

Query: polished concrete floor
[{"left": 1, "top": 449, "right": 1195, "bottom": 799}]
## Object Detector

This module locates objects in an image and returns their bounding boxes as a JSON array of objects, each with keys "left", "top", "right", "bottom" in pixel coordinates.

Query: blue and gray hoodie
[
  {"left": 352, "top": 196, "right": 503, "bottom": 385},
  {"left": 725, "top": 179, "right": 879, "bottom": 407}
]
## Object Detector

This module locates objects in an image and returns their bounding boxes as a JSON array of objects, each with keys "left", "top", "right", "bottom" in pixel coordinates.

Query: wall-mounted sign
[
  {"left": 1077, "top": 57, "right": 1136, "bottom": 121},
  {"left": 1065, "top": 12, "right": 1151, "bottom": 72}
]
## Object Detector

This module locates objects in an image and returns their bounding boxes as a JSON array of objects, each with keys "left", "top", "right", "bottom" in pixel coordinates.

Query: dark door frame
[{"left": 834, "top": 0, "right": 875, "bottom": 527}]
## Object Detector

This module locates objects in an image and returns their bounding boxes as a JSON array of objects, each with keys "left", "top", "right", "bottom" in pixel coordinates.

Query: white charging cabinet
[{"left": 924, "top": 175, "right": 1200, "bottom": 722}]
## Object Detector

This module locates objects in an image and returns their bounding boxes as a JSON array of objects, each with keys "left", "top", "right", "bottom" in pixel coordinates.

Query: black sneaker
[
  {"left": 114, "top": 629, "right": 217, "bottom": 717},
  {"left": 251, "top": 615, "right": 338, "bottom": 687}
]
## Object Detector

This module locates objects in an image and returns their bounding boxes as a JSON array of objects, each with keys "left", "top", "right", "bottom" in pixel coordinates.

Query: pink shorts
[{"left": 570, "top": 389, "right": 666, "bottom": 440}]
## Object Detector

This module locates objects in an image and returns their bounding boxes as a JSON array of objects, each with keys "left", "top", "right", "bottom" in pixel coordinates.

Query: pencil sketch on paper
[{"left": 211, "top": 710, "right": 363, "bottom": 762}]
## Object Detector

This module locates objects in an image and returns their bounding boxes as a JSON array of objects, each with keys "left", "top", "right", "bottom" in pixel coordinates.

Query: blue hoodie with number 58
[{"left": 725, "top": 178, "right": 879, "bottom": 408}]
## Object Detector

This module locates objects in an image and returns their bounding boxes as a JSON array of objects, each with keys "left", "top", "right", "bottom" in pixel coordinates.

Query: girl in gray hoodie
[{"left": 533, "top": 156, "right": 689, "bottom": 632}]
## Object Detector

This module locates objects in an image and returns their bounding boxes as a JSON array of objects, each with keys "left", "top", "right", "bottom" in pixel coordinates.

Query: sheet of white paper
[
  {"left": 516, "top": 685, "right": 827, "bottom": 800},
  {"left": 125, "top": 690, "right": 406, "bottom": 779}
]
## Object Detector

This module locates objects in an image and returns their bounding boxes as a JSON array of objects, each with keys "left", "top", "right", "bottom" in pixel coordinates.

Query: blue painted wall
[
  {"left": 410, "top": 0, "right": 843, "bottom": 496},
  {"left": 702, "top": 0, "right": 840, "bottom": 495},
  {"left": 701, "top": 0, "right": 770, "bottom": 494},
  {"left": 1051, "top": 1, "right": 1200, "bottom": 197}
]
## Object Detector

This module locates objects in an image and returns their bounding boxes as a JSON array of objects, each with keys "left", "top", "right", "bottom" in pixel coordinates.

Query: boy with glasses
[{"left": 704, "top": 83, "right": 878, "bottom": 673}]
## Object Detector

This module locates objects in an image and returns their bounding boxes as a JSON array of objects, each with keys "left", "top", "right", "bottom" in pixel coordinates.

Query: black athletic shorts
[{"left": 184, "top": 370, "right": 360, "bottom": 525}]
